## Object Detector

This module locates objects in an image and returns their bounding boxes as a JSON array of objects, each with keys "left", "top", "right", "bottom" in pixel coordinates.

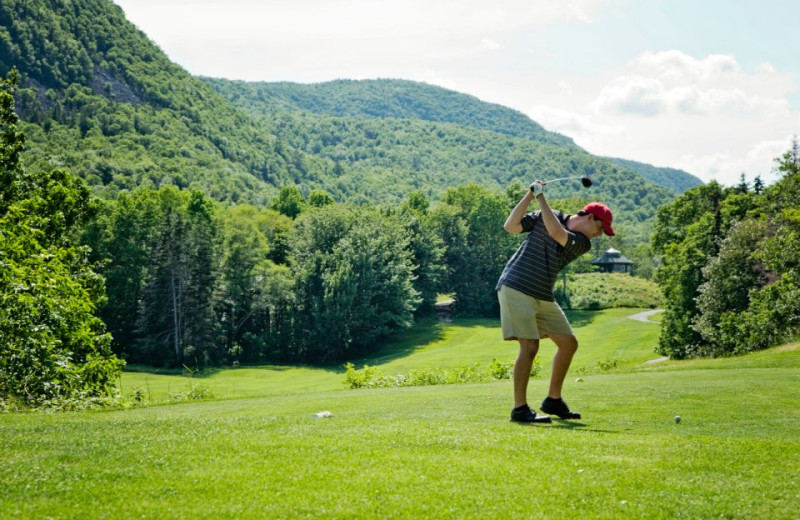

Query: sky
[{"left": 112, "top": 0, "right": 800, "bottom": 186}]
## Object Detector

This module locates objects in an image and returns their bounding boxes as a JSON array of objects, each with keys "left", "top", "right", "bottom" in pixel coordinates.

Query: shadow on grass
[
  {"left": 512, "top": 421, "right": 621, "bottom": 434},
  {"left": 121, "top": 312, "right": 602, "bottom": 378},
  {"left": 123, "top": 365, "right": 225, "bottom": 379},
  {"left": 551, "top": 420, "right": 623, "bottom": 434},
  {"left": 562, "top": 310, "right": 597, "bottom": 329},
  {"left": 346, "top": 317, "right": 450, "bottom": 367}
]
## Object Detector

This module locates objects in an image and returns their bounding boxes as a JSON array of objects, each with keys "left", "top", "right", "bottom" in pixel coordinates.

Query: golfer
[{"left": 497, "top": 180, "right": 615, "bottom": 423}]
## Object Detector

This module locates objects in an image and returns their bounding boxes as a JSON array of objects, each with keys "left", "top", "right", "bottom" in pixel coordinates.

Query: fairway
[
  {"left": 118, "top": 308, "right": 663, "bottom": 404},
  {"left": 1, "top": 310, "right": 798, "bottom": 519}
]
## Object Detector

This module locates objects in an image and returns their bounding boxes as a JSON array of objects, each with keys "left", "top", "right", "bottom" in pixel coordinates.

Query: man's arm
[
  {"left": 536, "top": 191, "right": 569, "bottom": 246},
  {"left": 504, "top": 181, "right": 569, "bottom": 245},
  {"left": 503, "top": 189, "right": 535, "bottom": 234}
]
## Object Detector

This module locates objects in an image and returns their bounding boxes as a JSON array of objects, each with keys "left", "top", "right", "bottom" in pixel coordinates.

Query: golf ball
[{"left": 674, "top": 415, "right": 681, "bottom": 423}]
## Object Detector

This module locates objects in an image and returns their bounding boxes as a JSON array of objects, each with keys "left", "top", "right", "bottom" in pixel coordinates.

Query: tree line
[
  {"left": 652, "top": 140, "right": 800, "bottom": 358},
  {"left": 83, "top": 182, "right": 524, "bottom": 367}
]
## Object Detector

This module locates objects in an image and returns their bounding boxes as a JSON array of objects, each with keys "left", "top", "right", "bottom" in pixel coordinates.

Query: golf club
[{"left": 543, "top": 175, "right": 593, "bottom": 187}]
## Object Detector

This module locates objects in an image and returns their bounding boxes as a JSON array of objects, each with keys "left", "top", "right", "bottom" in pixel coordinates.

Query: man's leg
[
  {"left": 539, "top": 333, "right": 582, "bottom": 420},
  {"left": 513, "top": 338, "right": 539, "bottom": 407},
  {"left": 545, "top": 333, "right": 578, "bottom": 399}
]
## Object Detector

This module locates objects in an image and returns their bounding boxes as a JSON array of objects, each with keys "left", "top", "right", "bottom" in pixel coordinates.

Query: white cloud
[
  {"left": 668, "top": 87, "right": 789, "bottom": 115},
  {"left": 674, "top": 136, "right": 793, "bottom": 186},
  {"left": 116, "top": 0, "right": 612, "bottom": 47},
  {"left": 591, "top": 76, "right": 667, "bottom": 116},
  {"left": 590, "top": 52, "right": 791, "bottom": 118},
  {"left": 555, "top": 49, "right": 798, "bottom": 186},
  {"left": 632, "top": 51, "right": 741, "bottom": 83},
  {"left": 527, "top": 105, "right": 627, "bottom": 147},
  {"left": 481, "top": 38, "right": 501, "bottom": 50},
  {"left": 758, "top": 63, "right": 776, "bottom": 75},
  {"left": 114, "top": 0, "right": 616, "bottom": 81}
]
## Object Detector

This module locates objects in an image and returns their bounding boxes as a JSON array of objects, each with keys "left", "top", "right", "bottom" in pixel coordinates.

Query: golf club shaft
[{"left": 543, "top": 176, "right": 583, "bottom": 183}]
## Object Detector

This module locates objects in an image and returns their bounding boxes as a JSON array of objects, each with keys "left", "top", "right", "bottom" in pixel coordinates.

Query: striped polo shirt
[{"left": 496, "top": 210, "right": 592, "bottom": 302}]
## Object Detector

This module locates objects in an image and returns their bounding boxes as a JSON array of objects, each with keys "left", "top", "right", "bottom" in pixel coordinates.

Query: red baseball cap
[{"left": 582, "top": 203, "right": 615, "bottom": 236}]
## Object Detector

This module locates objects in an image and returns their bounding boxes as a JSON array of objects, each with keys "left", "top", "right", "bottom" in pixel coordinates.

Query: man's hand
[{"left": 530, "top": 180, "right": 545, "bottom": 198}]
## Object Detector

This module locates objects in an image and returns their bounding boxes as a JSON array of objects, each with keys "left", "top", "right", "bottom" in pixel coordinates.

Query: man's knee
[
  {"left": 554, "top": 335, "right": 578, "bottom": 354},
  {"left": 519, "top": 338, "right": 540, "bottom": 356}
]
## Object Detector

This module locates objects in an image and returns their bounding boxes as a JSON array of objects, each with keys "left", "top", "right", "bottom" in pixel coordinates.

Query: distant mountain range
[
  {"left": 606, "top": 157, "right": 702, "bottom": 194},
  {"left": 1, "top": 0, "right": 702, "bottom": 241}
]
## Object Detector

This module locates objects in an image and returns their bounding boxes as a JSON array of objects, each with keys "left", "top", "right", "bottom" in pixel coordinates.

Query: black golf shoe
[
  {"left": 510, "top": 404, "right": 552, "bottom": 424},
  {"left": 540, "top": 397, "right": 581, "bottom": 420}
]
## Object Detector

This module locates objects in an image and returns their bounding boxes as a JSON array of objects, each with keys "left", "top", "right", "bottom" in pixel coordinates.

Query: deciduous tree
[{"left": 0, "top": 69, "right": 121, "bottom": 407}]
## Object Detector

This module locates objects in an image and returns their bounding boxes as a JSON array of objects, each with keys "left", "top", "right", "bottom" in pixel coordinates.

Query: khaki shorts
[{"left": 497, "top": 285, "right": 573, "bottom": 340}]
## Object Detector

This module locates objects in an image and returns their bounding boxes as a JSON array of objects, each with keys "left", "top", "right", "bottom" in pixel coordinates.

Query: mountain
[
  {"left": 607, "top": 157, "right": 703, "bottom": 193},
  {"left": 0, "top": 0, "right": 334, "bottom": 204},
  {"left": 2, "top": 0, "right": 695, "bottom": 242},
  {"left": 204, "top": 77, "right": 680, "bottom": 239},
  {"left": 212, "top": 78, "right": 575, "bottom": 147},
  {"left": 204, "top": 78, "right": 702, "bottom": 194}
]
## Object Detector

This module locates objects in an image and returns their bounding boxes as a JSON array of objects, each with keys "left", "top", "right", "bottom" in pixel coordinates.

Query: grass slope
[
  {"left": 118, "top": 308, "right": 661, "bottom": 403},
  {"left": 1, "top": 311, "right": 798, "bottom": 519},
  {"left": 565, "top": 273, "right": 665, "bottom": 310}
]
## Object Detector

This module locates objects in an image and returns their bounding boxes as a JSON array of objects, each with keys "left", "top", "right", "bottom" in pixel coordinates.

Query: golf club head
[{"left": 543, "top": 175, "right": 593, "bottom": 188}]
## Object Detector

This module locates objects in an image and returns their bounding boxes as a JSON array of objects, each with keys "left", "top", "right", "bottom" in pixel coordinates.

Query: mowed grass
[
  {"left": 119, "top": 308, "right": 662, "bottom": 403},
  {"left": 1, "top": 310, "right": 799, "bottom": 519}
]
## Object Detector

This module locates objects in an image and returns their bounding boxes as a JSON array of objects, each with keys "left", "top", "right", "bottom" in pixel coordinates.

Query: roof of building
[{"left": 591, "top": 248, "right": 635, "bottom": 265}]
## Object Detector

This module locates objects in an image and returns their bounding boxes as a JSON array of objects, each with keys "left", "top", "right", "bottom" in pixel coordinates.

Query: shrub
[
  {"left": 169, "top": 384, "right": 214, "bottom": 402},
  {"left": 563, "top": 273, "right": 664, "bottom": 310},
  {"left": 344, "top": 360, "right": 534, "bottom": 390}
]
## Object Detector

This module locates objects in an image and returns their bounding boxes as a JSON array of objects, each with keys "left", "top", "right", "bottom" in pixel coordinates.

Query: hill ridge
[
  {"left": 3, "top": 0, "right": 697, "bottom": 242},
  {"left": 201, "top": 77, "right": 575, "bottom": 146}
]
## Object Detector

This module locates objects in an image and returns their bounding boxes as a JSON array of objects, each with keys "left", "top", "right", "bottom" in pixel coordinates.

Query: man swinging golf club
[{"left": 497, "top": 179, "right": 615, "bottom": 423}]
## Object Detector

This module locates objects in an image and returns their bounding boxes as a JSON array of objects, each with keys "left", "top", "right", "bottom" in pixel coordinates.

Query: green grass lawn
[
  {"left": 118, "top": 308, "right": 663, "bottom": 404},
  {"left": 1, "top": 309, "right": 798, "bottom": 519}
]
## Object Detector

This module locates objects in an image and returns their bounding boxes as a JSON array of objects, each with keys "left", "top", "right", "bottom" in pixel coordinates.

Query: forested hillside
[
  {"left": 208, "top": 78, "right": 575, "bottom": 146},
  {"left": 607, "top": 157, "right": 702, "bottom": 193},
  {"left": 207, "top": 77, "right": 702, "bottom": 198},
  {"left": 0, "top": 0, "right": 335, "bottom": 204},
  {"left": 0, "top": 0, "right": 700, "bottom": 244},
  {"left": 204, "top": 77, "right": 684, "bottom": 242}
]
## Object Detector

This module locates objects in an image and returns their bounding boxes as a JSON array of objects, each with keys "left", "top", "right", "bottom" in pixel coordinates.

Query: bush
[
  {"left": 575, "top": 358, "right": 621, "bottom": 375},
  {"left": 343, "top": 360, "right": 529, "bottom": 390},
  {"left": 489, "top": 358, "right": 513, "bottom": 379},
  {"left": 562, "top": 273, "right": 664, "bottom": 310},
  {"left": 169, "top": 384, "right": 214, "bottom": 402}
]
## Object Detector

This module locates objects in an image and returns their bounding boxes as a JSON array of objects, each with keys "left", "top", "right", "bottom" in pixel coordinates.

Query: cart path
[
  {"left": 627, "top": 309, "right": 664, "bottom": 323},
  {"left": 627, "top": 309, "right": 670, "bottom": 364}
]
